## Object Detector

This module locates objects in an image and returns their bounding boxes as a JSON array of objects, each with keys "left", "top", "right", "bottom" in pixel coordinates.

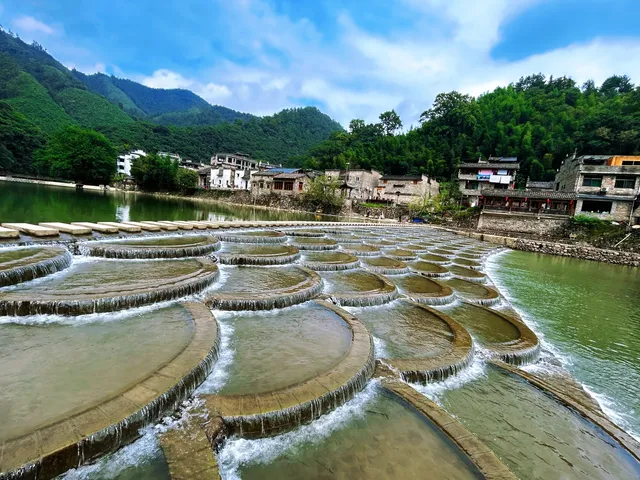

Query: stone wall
[
  {"left": 478, "top": 211, "right": 569, "bottom": 235},
  {"left": 351, "top": 202, "right": 409, "bottom": 221},
  {"left": 440, "top": 228, "right": 640, "bottom": 267}
]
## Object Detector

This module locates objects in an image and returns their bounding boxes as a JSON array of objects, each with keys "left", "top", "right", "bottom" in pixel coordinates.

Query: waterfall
[
  {"left": 0, "top": 312, "right": 222, "bottom": 480},
  {"left": 0, "top": 269, "right": 220, "bottom": 316},
  {"left": 218, "top": 251, "right": 300, "bottom": 266},
  {"left": 218, "top": 233, "right": 287, "bottom": 244},
  {"left": 409, "top": 292, "right": 456, "bottom": 306},
  {"left": 0, "top": 249, "right": 72, "bottom": 287},
  {"left": 329, "top": 288, "right": 398, "bottom": 307},
  {"left": 206, "top": 278, "right": 324, "bottom": 311},
  {"left": 78, "top": 240, "right": 221, "bottom": 259},
  {"left": 303, "top": 259, "right": 361, "bottom": 271},
  {"left": 221, "top": 342, "right": 376, "bottom": 438},
  {"left": 400, "top": 347, "right": 475, "bottom": 384}
]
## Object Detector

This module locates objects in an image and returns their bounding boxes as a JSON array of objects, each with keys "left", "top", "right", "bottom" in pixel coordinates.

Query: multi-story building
[
  {"left": 116, "top": 149, "right": 146, "bottom": 176},
  {"left": 458, "top": 157, "right": 520, "bottom": 206},
  {"left": 210, "top": 167, "right": 257, "bottom": 190},
  {"left": 250, "top": 168, "right": 312, "bottom": 197},
  {"left": 324, "top": 169, "right": 382, "bottom": 200},
  {"left": 555, "top": 154, "right": 640, "bottom": 223},
  {"left": 374, "top": 174, "right": 439, "bottom": 205},
  {"left": 210, "top": 153, "right": 280, "bottom": 171}
]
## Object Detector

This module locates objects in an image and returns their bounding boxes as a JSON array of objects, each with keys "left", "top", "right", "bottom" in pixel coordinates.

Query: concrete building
[
  {"left": 375, "top": 174, "right": 440, "bottom": 205},
  {"left": 210, "top": 153, "right": 280, "bottom": 171},
  {"left": 324, "top": 169, "right": 382, "bottom": 200},
  {"left": 251, "top": 168, "right": 311, "bottom": 197},
  {"left": 555, "top": 154, "right": 640, "bottom": 223},
  {"left": 116, "top": 150, "right": 146, "bottom": 176},
  {"left": 458, "top": 157, "right": 520, "bottom": 206}
]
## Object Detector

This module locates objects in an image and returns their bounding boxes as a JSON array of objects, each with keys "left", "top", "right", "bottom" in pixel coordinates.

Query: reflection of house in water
[
  {"left": 458, "top": 157, "right": 519, "bottom": 206},
  {"left": 375, "top": 175, "right": 439, "bottom": 205}
]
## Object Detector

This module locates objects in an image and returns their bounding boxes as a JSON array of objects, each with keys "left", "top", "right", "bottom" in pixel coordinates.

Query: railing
[{"left": 483, "top": 207, "right": 570, "bottom": 216}]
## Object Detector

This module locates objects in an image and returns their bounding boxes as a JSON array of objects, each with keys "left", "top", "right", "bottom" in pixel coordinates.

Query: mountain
[
  {"left": 0, "top": 30, "right": 343, "bottom": 173},
  {"left": 71, "top": 71, "right": 255, "bottom": 126}
]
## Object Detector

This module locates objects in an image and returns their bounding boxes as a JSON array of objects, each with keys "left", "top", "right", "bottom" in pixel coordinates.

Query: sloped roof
[{"left": 380, "top": 175, "right": 423, "bottom": 181}]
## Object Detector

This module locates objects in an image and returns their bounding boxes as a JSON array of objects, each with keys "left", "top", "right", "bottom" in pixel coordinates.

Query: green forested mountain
[
  {"left": 294, "top": 74, "right": 640, "bottom": 185},
  {"left": 71, "top": 71, "right": 254, "bottom": 126},
  {"left": 0, "top": 30, "right": 343, "bottom": 175}
]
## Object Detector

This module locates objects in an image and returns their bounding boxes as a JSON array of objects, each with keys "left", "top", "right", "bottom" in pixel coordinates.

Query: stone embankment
[{"left": 436, "top": 228, "right": 640, "bottom": 267}]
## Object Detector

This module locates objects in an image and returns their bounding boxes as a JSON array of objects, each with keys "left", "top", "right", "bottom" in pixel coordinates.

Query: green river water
[{"left": 0, "top": 181, "right": 331, "bottom": 223}]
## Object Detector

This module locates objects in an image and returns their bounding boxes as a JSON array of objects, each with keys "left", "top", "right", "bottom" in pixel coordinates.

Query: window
[
  {"left": 413, "top": 180, "right": 418, "bottom": 184},
  {"left": 274, "top": 182, "right": 284, "bottom": 190},
  {"left": 582, "top": 176, "right": 602, "bottom": 187},
  {"left": 259, "top": 182, "right": 264, "bottom": 188},
  {"left": 393, "top": 184, "right": 405, "bottom": 188},
  {"left": 581, "top": 200, "right": 612, "bottom": 214},
  {"left": 298, "top": 183, "right": 303, "bottom": 191},
  {"left": 615, "top": 176, "right": 636, "bottom": 189},
  {"left": 284, "top": 182, "right": 294, "bottom": 191}
]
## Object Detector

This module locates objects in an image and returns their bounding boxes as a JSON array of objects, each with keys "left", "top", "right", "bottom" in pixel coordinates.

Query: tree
[
  {"left": 600, "top": 75, "right": 634, "bottom": 97},
  {"left": 349, "top": 119, "right": 365, "bottom": 134},
  {"left": 301, "top": 175, "right": 344, "bottom": 214},
  {"left": 379, "top": 110, "right": 402, "bottom": 136},
  {"left": 175, "top": 167, "right": 198, "bottom": 192},
  {"left": 35, "top": 126, "right": 116, "bottom": 184},
  {"left": 130, "top": 153, "right": 178, "bottom": 191},
  {"left": 529, "top": 159, "right": 545, "bottom": 181}
]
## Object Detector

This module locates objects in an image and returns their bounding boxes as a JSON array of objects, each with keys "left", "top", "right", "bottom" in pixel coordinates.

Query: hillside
[
  {"left": 0, "top": 30, "right": 343, "bottom": 174},
  {"left": 71, "top": 71, "right": 254, "bottom": 126}
]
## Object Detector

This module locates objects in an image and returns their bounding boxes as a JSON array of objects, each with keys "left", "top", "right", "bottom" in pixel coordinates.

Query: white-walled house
[
  {"left": 208, "top": 167, "right": 257, "bottom": 190},
  {"left": 117, "top": 150, "right": 146, "bottom": 176}
]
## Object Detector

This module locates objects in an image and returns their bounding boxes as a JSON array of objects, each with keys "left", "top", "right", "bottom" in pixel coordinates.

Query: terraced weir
[{"left": 0, "top": 219, "right": 638, "bottom": 480}]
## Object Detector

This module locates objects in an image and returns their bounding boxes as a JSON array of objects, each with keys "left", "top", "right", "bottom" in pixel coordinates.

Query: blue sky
[{"left": 2, "top": 0, "right": 640, "bottom": 125}]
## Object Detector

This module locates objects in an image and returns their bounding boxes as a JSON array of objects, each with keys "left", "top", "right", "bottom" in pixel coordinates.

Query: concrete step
[
  {"left": 98, "top": 221, "right": 141, "bottom": 233},
  {"left": 139, "top": 221, "right": 179, "bottom": 231},
  {"left": 72, "top": 222, "right": 119, "bottom": 234},
  {"left": 172, "top": 221, "right": 208, "bottom": 230},
  {"left": 122, "top": 221, "right": 161, "bottom": 232},
  {"left": 1, "top": 223, "right": 59, "bottom": 237},
  {"left": 156, "top": 221, "right": 193, "bottom": 230},
  {"left": 0, "top": 226, "right": 20, "bottom": 239},
  {"left": 39, "top": 222, "right": 92, "bottom": 235}
]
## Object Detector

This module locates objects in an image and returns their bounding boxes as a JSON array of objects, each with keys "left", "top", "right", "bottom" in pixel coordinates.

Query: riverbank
[
  {"left": 437, "top": 226, "right": 640, "bottom": 267},
  {"left": 0, "top": 175, "right": 107, "bottom": 191}
]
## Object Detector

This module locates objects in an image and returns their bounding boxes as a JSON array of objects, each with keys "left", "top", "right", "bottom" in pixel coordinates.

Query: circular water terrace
[
  {"left": 360, "top": 256, "right": 409, "bottom": 275},
  {"left": 322, "top": 270, "right": 397, "bottom": 306},
  {"left": 218, "top": 230, "right": 287, "bottom": 243},
  {"left": 0, "top": 258, "right": 219, "bottom": 316},
  {"left": 0, "top": 246, "right": 72, "bottom": 286},
  {"left": 79, "top": 235, "right": 220, "bottom": 259},
  {"left": 205, "top": 265, "right": 323, "bottom": 310},
  {"left": 302, "top": 251, "right": 360, "bottom": 271},
  {"left": 217, "top": 243, "right": 300, "bottom": 265}
]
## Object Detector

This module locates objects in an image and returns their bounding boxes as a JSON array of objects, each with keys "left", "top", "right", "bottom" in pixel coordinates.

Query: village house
[
  {"left": 250, "top": 168, "right": 313, "bottom": 197},
  {"left": 555, "top": 154, "right": 640, "bottom": 223},
  {"left": 116, "top": 149, "right": 145, "bottom": 176},
  {"left": 324, "top": 169, "right": 382, "bottom": 200},
  {"left": 210, "top": 152, "right": 279, "bottom": 170},
  {"left": 457, "top": 157, "right": 520, "bottom": 206},
  {"left": 375, "top": 174, "right": 439, "bottom": 205}
]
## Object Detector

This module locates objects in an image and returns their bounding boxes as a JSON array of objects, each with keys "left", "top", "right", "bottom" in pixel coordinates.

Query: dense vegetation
[
  {"left": 35, "top": 126, "right": 117, "bottom": 184},
  {"left": 292, "top": 74, "right": 640, "bottom": 185},
  {"left": 0, "top": 30, "right": 342, "bottom": 176},
  {"left": 130, "top": 153, "right": 197, "bottom": 192},
  {"left": 72, "top": 71, "right": 254, "bottom": 126}
]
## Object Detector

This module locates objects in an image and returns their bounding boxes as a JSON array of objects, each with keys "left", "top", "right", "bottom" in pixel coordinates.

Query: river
[
  {"left": 0, "top": 181, "right": 336, "bottom": 223},
  {"left": 487, "top": 250, "right": 640, "bottom": 438}
]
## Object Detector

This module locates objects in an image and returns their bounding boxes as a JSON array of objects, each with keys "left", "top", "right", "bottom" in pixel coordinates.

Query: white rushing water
[
  {"left": 216, "top": 380, "right": 380, "bottom": 480},
  {"left": 196, "top": 312, "right": 235, "bottom": 394}
]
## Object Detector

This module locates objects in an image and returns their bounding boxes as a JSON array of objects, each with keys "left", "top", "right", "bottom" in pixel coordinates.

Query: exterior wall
[
  {"left": 376, "top": 176, "right": 439, "bottom": 205},
  {"left": 554, "top": 156, "right": 581, "bottom": 191},
  {"left": 211, "top": 153, "right": 257, "bottom": 170},
  {"left": 575, "top": 198, "right": 633, "bottom": 222},
  {"left": 325, "top": 169, "right": 381, "bottom": 200},
  {"left": 116, "top": 150, "right": 145, "bottom": 176},
  {"left": 210, "top": 168, "right": 255, "bottom": 190},
  {"left": 251, "top": 175, "right": 309, "bottom": 197},
  {"left": 478, "top": 211, "right": 569, "bottom": 235}
]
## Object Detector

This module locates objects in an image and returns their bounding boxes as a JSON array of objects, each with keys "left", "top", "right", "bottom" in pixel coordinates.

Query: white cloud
[
  {"left": 62, "top": 0, "right": 640, "bottom": 125},
  {"left": 140, "top": 68, "right": 232, "bottom": 103},
  {"left": 12, "top": 15, "right": 55, "bottom": 35}
]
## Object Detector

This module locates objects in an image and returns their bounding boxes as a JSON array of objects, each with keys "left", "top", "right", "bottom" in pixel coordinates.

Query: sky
[{"left": 2, "top": 0, "right": 640, "bottom": 126}]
